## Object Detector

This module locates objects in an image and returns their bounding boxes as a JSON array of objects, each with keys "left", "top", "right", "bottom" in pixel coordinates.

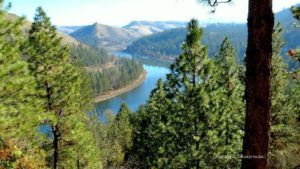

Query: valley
[
  {"left": 1, "top": 1, "right": 299, "bottom": 168},
  {"left": 61, "top": 7, "right": 300, "bottom": 114},
  {"left": 8, "top": 7, "right": 298, "bottom": 115},
  {"left": 6, "top": 3, "right": 299, "bottom": 113}
]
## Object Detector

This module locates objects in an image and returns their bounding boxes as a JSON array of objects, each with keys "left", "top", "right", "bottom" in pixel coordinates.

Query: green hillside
[{"left": 125, "top": 8, "right": 300, "bottom": 67}]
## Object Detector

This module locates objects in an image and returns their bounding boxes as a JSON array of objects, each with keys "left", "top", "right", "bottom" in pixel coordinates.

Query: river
[{"left": 94, "top": 53, "right": 170, "bottom": 116}]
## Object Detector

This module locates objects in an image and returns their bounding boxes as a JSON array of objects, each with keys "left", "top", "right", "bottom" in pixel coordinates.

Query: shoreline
[{"left": 93, "top": 70, "right": 147, "bottom": 103}]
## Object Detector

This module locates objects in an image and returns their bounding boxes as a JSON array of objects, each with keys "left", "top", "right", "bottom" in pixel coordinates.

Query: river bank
[{"left": 94, "top": 70, "right": 147, "bottom": 103}]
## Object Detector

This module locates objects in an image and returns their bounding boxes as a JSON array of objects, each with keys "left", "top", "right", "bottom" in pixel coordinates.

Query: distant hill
[
  {"left": 124, "top": 7, "right": 300, "bottom": 66},
  {"left": 123, "top": 21, "right": 187, "bottom": 35},
  {"left": 125, "top": 24, "right": 247, "bottom": 62},
  {"left": 8, "top": 13, "right": 81, "bottom": 46},
  {"left": 56, "top": 25, "right": 84, "bottom": 34},
  {"left": 276, "top": 6, "right": 300, "bottom": 50},
  {"left": 68, "top": 21, "right": 190, "bottom": 51},
  {"left": 70, "top": 23, "right": 144, "bottom": 51}
]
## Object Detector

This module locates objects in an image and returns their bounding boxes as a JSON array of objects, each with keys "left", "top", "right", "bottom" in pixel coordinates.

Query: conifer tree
[
  {"left": 0, "top": 1, "right": 44, "bottom": 166},
  {"left": 26, "top": 7, "right": 99, "bottom": 169},
  {"left": 211, "top": 37, "right": 245, "bottom": 168},
  {"left": 241, "top": 0, "right": 274, "bottom": 166},
  {"left": 0, "top": 0, "right": 37, "bottom": 140},
  {"left": 165, "top": 19, "right": 218, "bottom": 168},
  {"left": 132, "top": 19, "right": 218, "bottom": 168},
  {"left": 90, "top": 108, "right": 132, "bottom": 169},
  {"left": 270, "top": 24, "right": 289, "bottom": 134},
  {"left": 269, "top": 23, "right": 300, "bottom": 169},
  {"left": 105, "top": 103, "right": 134, "bottom": 168},
  {"left": 114, "top": 103, "right": 133, "bottom": 153},
  {"left": 131, "top": 79, "right": 174, "bottom": 168}
]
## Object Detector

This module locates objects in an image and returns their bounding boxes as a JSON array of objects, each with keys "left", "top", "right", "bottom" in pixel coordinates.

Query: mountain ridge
[
  {"left": 69, "top": 21, "right": 192, "bottom": 51},
  {"left": 124, "top": 7, "right": 300, "bottom": 69},
  {"left": 7, "top": 13, "right": 81, "bottom": 46},
  {"left": 70, "top": 22, "right": 144, "bottom": 51}
]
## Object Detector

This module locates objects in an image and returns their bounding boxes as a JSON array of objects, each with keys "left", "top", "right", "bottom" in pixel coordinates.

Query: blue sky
[{"left": 5, "top": 0, "right": 298, "bottom": 26}]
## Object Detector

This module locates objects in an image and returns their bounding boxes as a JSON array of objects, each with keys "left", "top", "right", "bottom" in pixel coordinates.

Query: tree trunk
[
  {"left": 242, "top": 0, "right": 274, "bottom": 169},
  {"left": 53, "top": 126, "right": 59, "bottom": 169}
]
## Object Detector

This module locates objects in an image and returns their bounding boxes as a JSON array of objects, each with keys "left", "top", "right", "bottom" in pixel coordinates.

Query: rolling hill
[
  {"left": 69, "top": 21, "right": 191, "bottom": 52},
  {"left": 123, "top": 21, "right": 187, "bottom": 35},
  {"left": 124, "top": 24, "right": 247, "bottom": 62},
  {"left": 56, "top": 25, "right": 84, "bottom": 34},
  {"left": 8, "top": 13, "right": 81, "bottom": 46},
  {"left": 70, "top": 23, "right": 144, "bottom": 51},
  {"left": 124, "top": 7, "right": 300, "bottom": 66}
]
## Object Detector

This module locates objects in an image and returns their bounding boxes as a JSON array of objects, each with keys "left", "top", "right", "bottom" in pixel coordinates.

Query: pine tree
[
  {"left": 114, "top": 103, "right": 133, "bottom": 153},
  {"left": 131, "top": 79, "right": 174, "bottom": 168},
  {"left": 0, "top": 0, "right": 37, "bottom": 140},
  {"left": 241, "top": 0, "right": 274, "bottom": 167},
  {"left": 269, "top": 23, "right": 300, "bottom": 169},
  {"left": 25, "top": 7, "right": 100, "bottom": 169},
  {"left": 211, "top": 37, "right": 245, "bottom": 168},
  {"left": 166, "top": 19, "right": 218, "bottom": 168},
  {"left": 270, "top": 24, "right": 290, "bottom": 140},
  {"left": 132, "top": 19, "right": 218, "bottom": 168},
  {"left": 0, "top": 1, "right": 44, "bottom": 166},
  {"left": 89, "top": 110, "right": 130, "bottom": 168},
  {"left": 284, "top": 77, "right": 300, "bottom": 168}
]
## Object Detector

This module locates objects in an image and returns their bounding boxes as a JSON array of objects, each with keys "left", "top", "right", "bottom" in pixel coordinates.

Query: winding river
[{"left": 94, "top": 53, "right": 170, "bottom": 116}]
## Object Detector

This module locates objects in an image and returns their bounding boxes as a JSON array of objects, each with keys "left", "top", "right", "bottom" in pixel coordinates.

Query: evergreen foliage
[
  {"left": 269, "top": 23, "right": 300, "bottom": 169},
  {"left": 131, "top": 19, "right": 245, "bottom": 169},
  {"left": 89, "top": 104, "right": 133, "bottom": 168},
  {"left": 125, "top": 24, "right": 247, "bottom": 62},
  {"left": 70, "top": 44, "right": 110, "bottom": 67},
  {"left": 0, "top": 1, "right": 45, "bottom": 167},
  {"left": 0, "top": 0, "right": 38, "bottom": 141},
  {"left": 25, "top": 7, "right": 100, "bottom": 168},
  {"left": 88, "top": 58, "right": 144, "bottom": 96},
  {"left": 1, "top": 1, "right": 299, "bottom": 168},
  {"left": 211, "top": 37, "right": 245, "bottom": 168},
  {"left": 125, "top": 8, "right": 300, "bottom": 70},
  {"left": 130, "top": 79, "right": 174, "bottom": 168}
]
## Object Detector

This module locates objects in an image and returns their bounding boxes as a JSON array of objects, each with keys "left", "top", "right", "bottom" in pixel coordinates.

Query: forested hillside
[
  {"left": 69, "top": 42, "right": 144, "bottom": 99},
  {"left": 70, "top": 45, "right": 111, "bottom": 66},
  {"left": 125, "top": 7, "right": 300, "bottom": 67},
  {"left": 71, "top": 46, "right": 144, "bottom": 97},
  {"left": 87, "top": 58, "right": 144, "bottom": 97},
  {"left": 125, "top": 24, "right": 247, "bottom": 62}
]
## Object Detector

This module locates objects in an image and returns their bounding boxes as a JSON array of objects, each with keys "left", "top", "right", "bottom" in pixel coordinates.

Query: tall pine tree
[
  {"left": 131, "top": 79, "right": 174, "bottom": 168},
  {"left": 269, "top": 23, "right": 300, "bottom": 169},
  {"left": 211, "top": 37, "right": 245, "bottom": 168},
  {"left": 132, "top": 19, "right": 222, "bottom": 168},
  {"left": 0, "top": 0, "right": 38, "bottom": 140},
  {"left": 0, "top": 1, "right": 44, "bottom": 166},
  {"left": 25, "top": 7, "right": 100, "bottom": 169}
]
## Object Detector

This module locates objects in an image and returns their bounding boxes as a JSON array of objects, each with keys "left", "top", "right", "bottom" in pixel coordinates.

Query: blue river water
[{"left": 94, "top": 54, "right": 170, "bottom": 115}]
